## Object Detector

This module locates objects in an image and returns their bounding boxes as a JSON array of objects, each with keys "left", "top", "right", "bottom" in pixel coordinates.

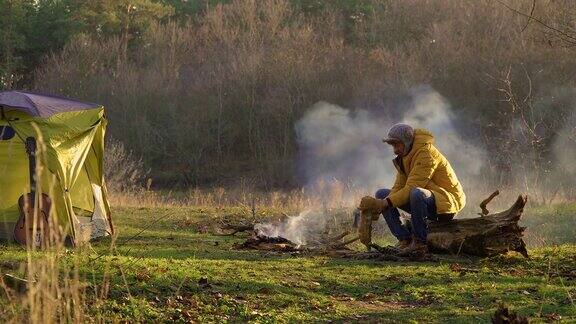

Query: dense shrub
[{"left": 104, "top": 137, "right": 150, "bottom": 192}]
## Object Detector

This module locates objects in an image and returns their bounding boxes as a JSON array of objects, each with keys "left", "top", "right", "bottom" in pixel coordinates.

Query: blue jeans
[{"left": 375, "top": 188, "right": 437, "bottom": 242}]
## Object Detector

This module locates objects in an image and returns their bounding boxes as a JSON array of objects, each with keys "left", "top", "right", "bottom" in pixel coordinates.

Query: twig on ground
[
  {"left": 323, "top": 231, "right": 350, "bottom": 243},
  {"left": 331, "top": 236, "right": 358, "bottom": 248}
]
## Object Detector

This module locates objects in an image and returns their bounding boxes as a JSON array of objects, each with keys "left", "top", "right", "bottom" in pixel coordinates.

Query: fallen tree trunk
[
  {"left": 358, "top": 194, "right": 529, "bottom": 258},
  {"left": 426, "top": 195, "right": 529, "bottom": 257}
]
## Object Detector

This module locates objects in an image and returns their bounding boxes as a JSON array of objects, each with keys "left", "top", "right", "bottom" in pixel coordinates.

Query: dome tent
[{"left": 0, "top": 90, "right": 113, "bottom": 244}]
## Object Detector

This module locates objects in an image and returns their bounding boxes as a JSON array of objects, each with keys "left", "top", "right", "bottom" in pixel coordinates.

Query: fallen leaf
[{"left": 450, "top": 263, "right": 462, "bottom": 272}]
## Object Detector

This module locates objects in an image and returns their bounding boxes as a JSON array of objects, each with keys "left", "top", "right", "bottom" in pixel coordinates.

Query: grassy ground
[{"left": 0, "top": 204, "right": 575, "bottom": 322}]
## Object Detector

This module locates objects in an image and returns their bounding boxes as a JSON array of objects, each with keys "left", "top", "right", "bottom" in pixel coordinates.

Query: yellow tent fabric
[{"left": 0, "top": 103, "right": 112, "bottom": 244}]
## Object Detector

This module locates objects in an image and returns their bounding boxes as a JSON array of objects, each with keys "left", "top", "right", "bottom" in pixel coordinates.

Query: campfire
[
  {"left": 227, "top": 209, "right": 435, "bottom": 261},
  {"left": 233, "top": 230, "right": 438, "bottom": 261},
  {"left": 234, "top": 230, "right": 358, "bottom": 253},
  {"left": 235, "top": 235, "right": 300, "bottom": 252},
  {"left": 228, "top": 208, "right": 361, "bottom": 253}
]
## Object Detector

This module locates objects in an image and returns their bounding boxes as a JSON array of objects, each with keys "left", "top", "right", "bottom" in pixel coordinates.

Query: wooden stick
[
  {"left": 479, "top": 190, "right": 500, "bottom": 216},
  {"left": 324, "top": 231, "right": 350, "bottom": 243},
  {"left": 331, "top": 236, "right": 359, "bottom": 248}
]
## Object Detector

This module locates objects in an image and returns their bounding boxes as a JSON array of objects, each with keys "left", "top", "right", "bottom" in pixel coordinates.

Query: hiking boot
[
  {"left": 395, "top": 238, "right": 412, "bottom": 250},
  {"left": 398, "top": 238, "right": 428, "bottom": 256}
]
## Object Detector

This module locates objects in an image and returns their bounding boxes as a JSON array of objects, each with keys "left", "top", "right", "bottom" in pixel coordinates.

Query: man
[{"left": 359, "top": 124, "right": 466, "bottom": 255}]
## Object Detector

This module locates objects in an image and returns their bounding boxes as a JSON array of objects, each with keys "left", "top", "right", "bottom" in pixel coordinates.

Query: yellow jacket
[{"left": 387, "top": 129, "right": 466, "bottom": 214}]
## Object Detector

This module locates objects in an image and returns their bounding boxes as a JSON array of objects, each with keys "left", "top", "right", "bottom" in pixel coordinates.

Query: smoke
[
  {"left": 255, "top": 210, "right": 325, "bottom": 245},
  {"left": 551, "top": 109, "right": 576, "bottom": 198},
  {"left": 256, "top": 87, "right": 489, "bottom": 243},
  {"left": 294, "top": 101, "right": 394, "bottom": 200},
  {"left": 401, "top": 87, "right": 487, "bottom": 190},
  {"left": 554, "top": 114, "right": 576, "bottom": 174},
  {"left": 295, "top": 87, "right": 487, "bottom": 202},
  {"left": 255, "top": 87, "right": 576, "bottom": 246}
]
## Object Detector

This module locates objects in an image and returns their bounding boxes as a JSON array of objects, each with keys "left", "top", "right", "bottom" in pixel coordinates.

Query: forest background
[{"left": 2, "top": 0, "right": 575, "bottom": 203}]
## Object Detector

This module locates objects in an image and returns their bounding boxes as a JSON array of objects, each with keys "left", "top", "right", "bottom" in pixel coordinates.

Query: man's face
[{"left": 390, "top": 141, "right": 405, "bottom": 156}]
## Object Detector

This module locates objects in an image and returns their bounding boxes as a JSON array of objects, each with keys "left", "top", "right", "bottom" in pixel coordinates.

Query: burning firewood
[
  {"left": 234, "top": 229, "right": 359, "bottom": 253},
  {"left": 235, "top": 208, "right": 361, "bottom": 252}
]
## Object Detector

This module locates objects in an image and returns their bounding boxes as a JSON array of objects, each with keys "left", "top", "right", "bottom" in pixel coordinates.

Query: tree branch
[{"left": 494, "top": 0, "right": 576, "bottom": 45}]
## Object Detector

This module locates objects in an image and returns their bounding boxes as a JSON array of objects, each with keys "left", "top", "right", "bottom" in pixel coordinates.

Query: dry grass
[{"left": 108, "top": 179, "right": 365, "bottom": 212}]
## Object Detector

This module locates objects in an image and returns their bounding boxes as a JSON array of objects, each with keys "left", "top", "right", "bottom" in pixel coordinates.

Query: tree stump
[{"left": 426, "top": 195, "right": 529, "bottom": 257}]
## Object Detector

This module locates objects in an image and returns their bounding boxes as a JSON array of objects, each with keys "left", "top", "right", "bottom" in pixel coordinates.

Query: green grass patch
[{"left": 0, "top": 205, "right": 574, "bottom": 322}]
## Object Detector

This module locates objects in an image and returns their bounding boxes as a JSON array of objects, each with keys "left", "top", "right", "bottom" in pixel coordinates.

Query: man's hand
[{"left": 359, "top": 196, "right": 388, "bottom": 213}]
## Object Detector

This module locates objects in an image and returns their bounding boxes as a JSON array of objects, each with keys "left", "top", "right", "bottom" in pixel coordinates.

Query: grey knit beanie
[{"left": 382, "top": 123, "right": 414, "bottom": 152}]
